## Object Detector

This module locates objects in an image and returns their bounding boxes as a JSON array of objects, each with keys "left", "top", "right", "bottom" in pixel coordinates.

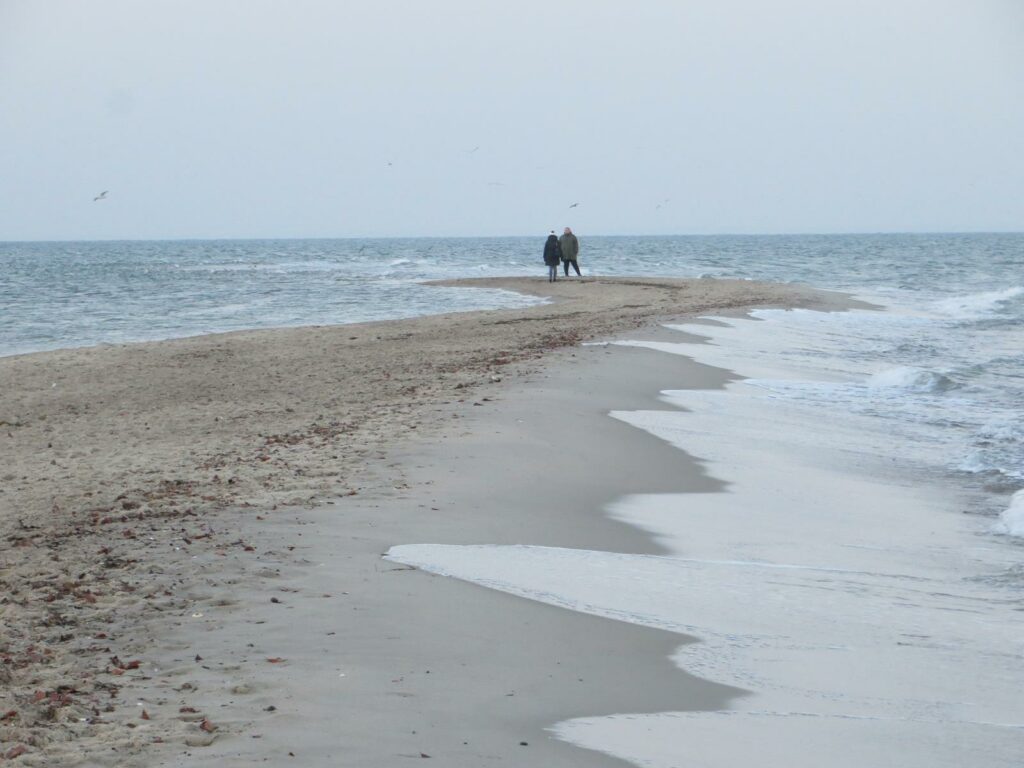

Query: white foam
[
  {"left": 958, "top": 450, "right": 991, "bottom": 474},
  {"left": 992, "top": 490, "right": 1024, "bottom": 538},
  {"left": 979, "top": 419, "right": 1024, "bottom": 443},
  {"left": 866, "top": 366, "right": 954, "bottom": 392},
  {"left": 658, "top": 308, "right": 1020, "bottom": 486},
  {"left": 387, "top": 537, "right": 1024, "bottom": 767},
  {"left": 551, "top": 712, "right": 1024, "bottom": 768},
  {"left": 932, "top": 286, "right": 1024, "bottom": 320},
  {"left": 662, "top": 307, "right": 939, "bottom": 384}
]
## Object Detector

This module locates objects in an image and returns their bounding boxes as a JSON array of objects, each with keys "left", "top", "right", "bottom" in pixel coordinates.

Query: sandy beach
[{"left": 0, "top": 277, "right": 848, "bottom": 766}]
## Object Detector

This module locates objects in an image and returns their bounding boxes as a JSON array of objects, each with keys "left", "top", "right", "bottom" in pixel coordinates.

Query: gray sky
[{"left": 1, "top": 0, "right": 1021, "bottom": 240}]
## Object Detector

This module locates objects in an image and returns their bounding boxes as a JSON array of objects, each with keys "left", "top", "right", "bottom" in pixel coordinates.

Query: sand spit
[{"left": 0, "top": 277, "right": 843, "bottom": 765}]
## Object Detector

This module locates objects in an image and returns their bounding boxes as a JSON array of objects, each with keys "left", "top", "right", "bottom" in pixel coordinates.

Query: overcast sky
[{"left": 1, "top": 0, "right": 1021, "bottom": 240}]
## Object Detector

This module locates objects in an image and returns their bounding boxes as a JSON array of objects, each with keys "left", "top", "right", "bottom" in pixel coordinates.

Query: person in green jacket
[{"left": 559, "top": 227, "right": 581, "bottom": 277}]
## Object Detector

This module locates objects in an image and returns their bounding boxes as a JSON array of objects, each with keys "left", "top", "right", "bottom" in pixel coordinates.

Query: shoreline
[
  {"left": 0, "top": 277, "right": 852, "bottom": 766},
  {"left": 154, "top": 338, "right": 749, "bottom": 767}
]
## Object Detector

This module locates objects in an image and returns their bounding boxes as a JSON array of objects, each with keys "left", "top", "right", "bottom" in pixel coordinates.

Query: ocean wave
[
  {"left": 977, "top": 418, "right": 1024, "bottom": 444},
  {"left": 178, "top": 260, "right": 344, "bottom": 274},
  {"left": 932, "top": 286, "right": 1023, "bottom": 320},
  {"left": 866, "top": 366, "right": 957, "bottom": 393},
  {"left": 991, "top": 490, "right": 1024, "bottom": 538},
  {"left": 958, "top": 451, "right": 994, "bottom": 475},
  {"left": 957, "top": 418, "right": 1024, "bottom": 482},
  {"left": 956, "top": 453, "right": 1024, "bottom": 487}
]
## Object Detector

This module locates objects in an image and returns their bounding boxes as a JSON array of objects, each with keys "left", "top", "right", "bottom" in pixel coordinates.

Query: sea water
[{"left": 5, "top": 233, "right": 1024, "bottom": 764}]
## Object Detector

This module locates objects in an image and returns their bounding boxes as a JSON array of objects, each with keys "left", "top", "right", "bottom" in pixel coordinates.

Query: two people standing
[{"left": 542, "top": 227, "right": 581, "bottom": 281}]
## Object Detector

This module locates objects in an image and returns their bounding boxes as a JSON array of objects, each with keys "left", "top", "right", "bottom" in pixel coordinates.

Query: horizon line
[{"left": 2, "top": 229, "right": 1023, "bottom": 245}]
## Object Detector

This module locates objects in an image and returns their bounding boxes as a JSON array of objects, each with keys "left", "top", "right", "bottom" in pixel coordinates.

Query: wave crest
[
  {"left": 992, "top": 490, "right": 1024, "bottom": 538},
  {"left": 933, "top": 287, "right": 1023, "bottom": 320},
  {"left": 866, "top": 366, "right": 956, "bottom": 393}
]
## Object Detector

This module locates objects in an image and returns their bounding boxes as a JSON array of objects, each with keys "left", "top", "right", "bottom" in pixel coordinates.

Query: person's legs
[
  {"left": 563, "top": 261, "right": 569, "bottom": 276},
  {"left": 571, "top": 259, "right": 581, "bottom": 276}
]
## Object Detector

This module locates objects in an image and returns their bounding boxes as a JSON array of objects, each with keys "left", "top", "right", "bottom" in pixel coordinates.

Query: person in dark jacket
[
  {"left": 543, "top": 232, "right": 562, "bottom": 282},
  {"left": 559, "top": 227, "right": 581, "bottom": 276}
]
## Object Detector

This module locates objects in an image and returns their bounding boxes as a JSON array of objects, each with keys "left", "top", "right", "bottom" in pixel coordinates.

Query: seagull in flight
[
  {"left": 93, "top": 190, "right": 109, "bottom": 202},
  {"left": 568, "top": 202, "right": 579, "bottom": 209}
]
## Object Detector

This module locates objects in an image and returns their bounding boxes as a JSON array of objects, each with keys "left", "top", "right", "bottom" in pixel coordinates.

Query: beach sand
[{"left": 0, "top": 277, "right": 849, "bottom": 766}]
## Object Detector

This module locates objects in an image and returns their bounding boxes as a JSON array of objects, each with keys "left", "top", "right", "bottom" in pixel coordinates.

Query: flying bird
[
  {"left": 93, "top": 191, "right": 109, "bottom": 202},
  {"left": 568, "top": 202, "right": 579, "bottom": 209}
]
